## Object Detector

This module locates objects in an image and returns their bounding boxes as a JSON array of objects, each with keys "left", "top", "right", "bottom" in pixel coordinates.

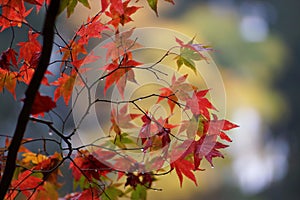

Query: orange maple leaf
[
  {"left": 52, "top": 72, "right": 77, "bottom": 105},
  {"left": 0, "top": 68, "right": 18, "bottom": 98}
]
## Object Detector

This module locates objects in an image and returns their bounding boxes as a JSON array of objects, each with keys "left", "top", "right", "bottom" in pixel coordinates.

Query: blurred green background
[
  {"left": 1, "top": 0, "right": 299, "bottom": 199},
  {"left": 142, "top": 0, "right": 299, "bottom": 199}
]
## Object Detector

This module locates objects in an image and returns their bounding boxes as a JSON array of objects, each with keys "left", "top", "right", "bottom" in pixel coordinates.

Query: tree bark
[{"left": 0, "top": 0, "right": 60, "bottom": 198}]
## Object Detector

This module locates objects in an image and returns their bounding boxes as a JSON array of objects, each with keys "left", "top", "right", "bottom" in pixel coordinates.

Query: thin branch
[
  {"left": 0, "top": 13, "right": 41, "bottom": 33},
  {"left": 9, "top": 26, "right": 15, "bottom": 48},
  {"left": 28, "top": 117, "right": 73, "bottom": 154}
]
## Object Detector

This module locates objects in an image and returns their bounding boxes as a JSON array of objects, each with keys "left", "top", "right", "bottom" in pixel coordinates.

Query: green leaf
[
  {"left": 58, "top": 0, "right": 69, "bottom": 15},
  {"left": 182, "top": 57, "right": 196, "bottom": 74},
  {"left": 197, "top": 115, "right": 206, "bottom": 135},
  {"left": 79, "top": 0, "right": 91, "bottom": 8},
  {"left": 176, "top": 46, "right": 201, "bottom": 74},
  {"left": 67, "top": 0, "right": 78, "bottom": 17},
  {"left": 181, "top": 48, "right": 201, "bottom": 61},
  {"left": 101, "top": 186, "right": 123, "bottom": 200},
  {"left": 187, "top": 36, "right": 195, "bottom": 45},
  {"left": 58, "top": 0, "right": 91, "bottom": 17},
  {"left": 124, "top": 187, "right": 133, "bottom": 195},
  {"left": 176, "top": 56, "right": 184, "bottom": 70},
  {"left": 176, "top": 54, "right": 197, "bottom": 73},
  {"left": 119, "top": 136, "right": 134, "bottom": 144},
  {"left": 146, "top": 0, "right": 174, "bottom": 16},
  {"left": 31, "top": 172, "right": 43, "bottom": 179},
  {"left": 131, "top": 185, "right": 147, "bottom": 200},
  {"left": 73, "top": 175, "right": 88, "bottom": 190},
  {"left": 147, "top": 0, "right": 158, "bottom": 16},
  {"left": 120, "top": 133, "right": 135, "bottom": 144},
  {"left": 114, "top": 137, "right": 127, "bottom": 149}
]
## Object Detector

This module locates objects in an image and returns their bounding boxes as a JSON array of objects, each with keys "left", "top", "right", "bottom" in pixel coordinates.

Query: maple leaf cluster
[
  {"left": 105, "top": 73, "right": 238, "bottom": 187},
  {"left": 2, "top": 138, "right": 62, "bottom": 199},
  {"left": 0, "top": 0, "right": 239, "bottom": 199}
]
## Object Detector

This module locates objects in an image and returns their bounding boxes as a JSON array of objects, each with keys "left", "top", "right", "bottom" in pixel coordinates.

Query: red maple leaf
[
  {"left": 178, "top": 115, "right": 238, "bottom": 170},
  {"left": 18, "top": 31, "right": 42, "bottom": 63},
  {"left": 71, "top": 52, "right": 100, "bottom": 68},
  {"left": 138, "top": 113, "right": 153, "bottom": 145},
  {"left": 60, "top": 41, "right": 87, "bottom": 66},
  {"left": 138, "top": 113, "right": 166, "bottom": 152},
  {"left": 179, "top": 134, "right": 228, "bottom": 170},
  {"left": 103, "top": 54, "right": 141, "bottom": 97},
  {"left": 70, "top": 150, "right": 112, "bottom": 183},
  {"left": 18, "top": 52, "right": 52, "bottom": 86},
  {"left": 7, "top": 170, "right": 43, "bottom": 199},
  {"left": 157, "top": 87, "right": 178, "bottom": 113},
  {"left": 125, "top": 172, "right": 153, "bottom": 189},
  {"left": 156, "top": 117, "right": 177, "bottom": 148},
  {"left": 33, "top": 152, "right": 62, "bottom": 184},
  {"left": 24, "top": 0, "right": 50, "bottom": 12},
  {"left": 77, "top": 15, "right": 109, "bottom": 45},
  {"left": 125, "top": 173, "right": 140, "bottom": 189},
  {"left": 0, "top": 0, "right": 33, "bottom": 31},
  {"left": 139, "top": 115, "right": 176, "bottom": 152},
  {"left": 105, "top": 0, "right": 141, "bottom": 29},
  {"left": 203, "top": 114, "right": 239, "bottom": 142},
  {"left": 193, "top": 135, "right": 229, "bottom": 168},
  {"left": 186, "top": 89, "right": 217, "bottom": 120},
  {"left": 171, "top": 74, "right": 197, "bottom": 100},
  {"left": 110, "top": 104, "right": 141, "bottom": 136},
  {"left": 29, "top": 92, "right": 56, "bottom": 117},
  {"left": 0, "top": 48, "right": 18, "bottom": 70},
  {"left": 170, "top": 157, "right": 197, "bottom": 187},
  {"left": 179, "top": 115, "right": 238, "bottom": 170},
  {"left": 19, "top": 66, "right": 52, "bottom": 86},
  {"left": 100, "top": 0, "right": 110, "bottom": 12},
  {"left": 157, "top": 74, "right": 196, "bottom": 113},
  {"left": 52, "top": 72, "right": 77, "bottom": 105},
  {"left": 102, "top": 28, "right": 142, "bottom": 61}
]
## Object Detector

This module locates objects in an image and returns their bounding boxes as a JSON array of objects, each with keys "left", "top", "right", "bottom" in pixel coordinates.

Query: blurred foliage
[
  {"left": 180, "top": 5, "right": 287, "bottom": 122},
  {"left": 146, "top": 1, "right": 298, "bottom": 200}
]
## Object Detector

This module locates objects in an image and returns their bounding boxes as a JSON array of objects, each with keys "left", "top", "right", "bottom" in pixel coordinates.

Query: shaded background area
[
  {"left": 0, "top": 0, "right": 299, "bottom": 199},
  {"left": 142, "top": 0, "right": 299, "bottom": 199}
]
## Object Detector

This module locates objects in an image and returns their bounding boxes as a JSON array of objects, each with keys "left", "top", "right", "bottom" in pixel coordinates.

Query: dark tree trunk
[{"left": 0, "top": 0, "right": 60, "bottom": 199}]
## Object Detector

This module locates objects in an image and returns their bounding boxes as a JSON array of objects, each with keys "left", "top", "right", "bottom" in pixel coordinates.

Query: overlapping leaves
[{"left": 0, "top": 0, "right": 239, "bottom": 199}]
